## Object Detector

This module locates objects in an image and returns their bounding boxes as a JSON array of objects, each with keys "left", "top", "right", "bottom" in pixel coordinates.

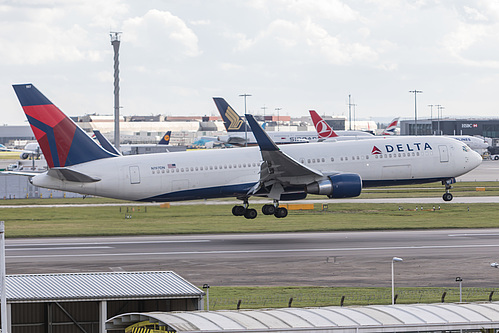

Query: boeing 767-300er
[{"left": 10, "top": 84, "right": 482, "bottom": 219}]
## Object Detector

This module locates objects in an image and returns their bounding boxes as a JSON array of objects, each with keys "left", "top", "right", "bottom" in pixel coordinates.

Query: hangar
[
  {"left": 2, "top": 271, "right": 204, "bottom": 333},
  {"left": 107, "top": 302, "right": 499, "bottom": 332}
]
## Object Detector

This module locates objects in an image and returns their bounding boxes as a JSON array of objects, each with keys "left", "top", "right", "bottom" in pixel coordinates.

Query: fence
[{"left": 208, "top": 287, "right": 499, "bottom": 310}]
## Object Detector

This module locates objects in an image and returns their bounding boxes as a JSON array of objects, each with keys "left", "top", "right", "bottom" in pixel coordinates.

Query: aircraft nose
[{"left": 470, "top": 150, "right": 483, "bottom": 169}]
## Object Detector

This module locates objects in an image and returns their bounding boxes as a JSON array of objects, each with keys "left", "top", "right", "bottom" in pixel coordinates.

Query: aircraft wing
[
  {"left": 245, "top": 114, "right": 323, "bottom": 199},
  {"left": 47, "top": 168, "right": 101, "bottom": 183}
]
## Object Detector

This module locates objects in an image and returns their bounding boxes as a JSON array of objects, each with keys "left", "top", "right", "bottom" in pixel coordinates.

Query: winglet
[
  {"left": 158, "top": 131, "right": 171, "bottom": 145},
  {"left": 245, "top": 114, "right": 279, "bottom": 151},
  {"left": 213, "top": 97, "right": 251, "bottom": 132},
  {"left": 93, "top": 130, "right": 121, "bottom": 156},
  {"left": 309, "top": 110, "right": 338, "bottom": 138}
]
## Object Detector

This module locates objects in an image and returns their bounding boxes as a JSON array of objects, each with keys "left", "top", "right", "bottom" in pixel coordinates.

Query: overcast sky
[{"left": 2, "top": 0, "right": 499, "bottom": 125}]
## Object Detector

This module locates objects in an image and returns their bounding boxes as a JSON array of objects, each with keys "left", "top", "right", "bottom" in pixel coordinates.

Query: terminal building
[{"left": 400, "top": 118, "right": 499, "bottom": 145}]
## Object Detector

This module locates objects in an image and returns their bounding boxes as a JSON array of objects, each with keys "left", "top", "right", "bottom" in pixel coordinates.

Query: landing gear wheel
[
  {"left": 274, "top": 207, "right": 288, "bottom": 218},
  {"left": 443, "top": 193, "right": 453, "bottom": 202},
  {"left": 244, "top": 208, "right": 257, "bottom": 219},
  {"left": 232, "top": 205, "right": 246, "bottom": 216},
  {"left": 262, "top": 204, "right": 276, "bottom": 215}
]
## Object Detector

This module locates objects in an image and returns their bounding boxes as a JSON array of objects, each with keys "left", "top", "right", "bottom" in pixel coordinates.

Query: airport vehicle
[
  {"left": 214, "top": 98, "right": 372, "bottom": 146},
  {"left": 487, "top": 146, "right": 499, "bottom": 160},
  {"left": 10, "top": 84, "right": 482, "bottom": 219}
]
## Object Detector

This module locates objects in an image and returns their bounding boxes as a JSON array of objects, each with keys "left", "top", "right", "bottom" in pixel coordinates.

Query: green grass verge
[
  {"left": 205, "top": 286, "right": 499, "bottom": 310},
  {"left": 0, "top": 202, "right": 498, "bottom": 238}
]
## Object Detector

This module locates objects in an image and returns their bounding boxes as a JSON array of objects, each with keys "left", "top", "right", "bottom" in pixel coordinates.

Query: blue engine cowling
[{"left": 305, "top": 173, "right": 362, "bottom": 198}]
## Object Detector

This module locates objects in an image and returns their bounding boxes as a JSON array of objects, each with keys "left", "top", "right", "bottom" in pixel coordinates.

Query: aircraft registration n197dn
[{"left": 11, "top": 84, "right": 482, "bottom": 219}]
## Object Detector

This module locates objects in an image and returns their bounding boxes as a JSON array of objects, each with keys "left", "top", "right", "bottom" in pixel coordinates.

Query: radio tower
[{"left": 110, "top": 32, "right": 122, "bottom": 151}]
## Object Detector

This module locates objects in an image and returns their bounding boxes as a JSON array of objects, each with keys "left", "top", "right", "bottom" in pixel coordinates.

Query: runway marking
[
  {"left": 6, "top": 240, "right": 210, "bottom": 247},
  {"left": 448, "top": 233, "right": 499, "bottom": 237},
  {"left": 7, "top": 246, "right": 112, "bottom": 251},
  {"left": 7, "top": 243, "right": 499, "bottom": 258}
]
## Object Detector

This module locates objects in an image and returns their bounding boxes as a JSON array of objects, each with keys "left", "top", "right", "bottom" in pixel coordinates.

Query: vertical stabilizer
[
  {"left": 158, "top": 131, "right": 171, "bottom": 145},
  {"left": 13, "top": 84, "right": 116, "bottom": 168},
  {"left": 309, "top": 110, "right": 339, "bottom": 138},
  {"left": 213, "top": 97, "right": 251, "bottom": 132}
]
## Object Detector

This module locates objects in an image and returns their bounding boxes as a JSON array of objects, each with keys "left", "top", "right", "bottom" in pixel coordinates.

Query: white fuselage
[
  {"left": 220, "top": 130, "right": 373, "bottom": 145},
  {"left": 30, "top": 136, "right": 482, "bottom": 202}
]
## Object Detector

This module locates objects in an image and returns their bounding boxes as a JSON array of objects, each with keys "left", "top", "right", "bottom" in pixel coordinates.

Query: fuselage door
[
  {"left": 438, "top": 145, "right": 449, "bottom": 163},
  {"left": 129, "top": 166, "right": 141, "bottom": 184}
]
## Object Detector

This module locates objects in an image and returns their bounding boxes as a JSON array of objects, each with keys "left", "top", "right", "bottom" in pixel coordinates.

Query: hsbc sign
[{"left": 461, "top": 123, "right": 478, "bottom": 128}]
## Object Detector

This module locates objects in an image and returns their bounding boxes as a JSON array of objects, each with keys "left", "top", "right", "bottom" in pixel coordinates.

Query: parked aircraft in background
[
  {"left": 446, "top": 135, "right": 489, "bottom": 151},
  {"left": 0, "top": 142, "right": 42, "bottom": 160},
  {"left": 214, "top": 97, "right": 321, "bottom": 145},
  {"left": 93, "top": 130, "right": 172, "bottom": 156},
  {"left": 309, "top": 110, "right": 376, "bottom": 141},
  {"left": 9, "top": 84, "right": 482, "bottom": 219},
  {"left": 381, "top": 118, "right": 399, "bottom": 135}
]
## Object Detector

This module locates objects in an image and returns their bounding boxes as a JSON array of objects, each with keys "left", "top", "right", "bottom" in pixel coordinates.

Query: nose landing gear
[{"left": 442, "top": 178, "right": 455, "bottom": 202}]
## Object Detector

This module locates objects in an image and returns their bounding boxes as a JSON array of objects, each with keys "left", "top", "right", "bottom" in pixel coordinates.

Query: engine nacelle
[
  {"left": 305, "top": 173, "right": 362, "bottom": 198},
  {"left": 20, "top": 152, "right": 30, "bottom": 160}
]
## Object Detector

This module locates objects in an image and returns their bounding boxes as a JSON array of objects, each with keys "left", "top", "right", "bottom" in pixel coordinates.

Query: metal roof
[
  {"left": 106, "top": 302, "right": 499, "bottom": 332},
  {"left": 6, "top": 271, "right": 203, "bottom": 303}
]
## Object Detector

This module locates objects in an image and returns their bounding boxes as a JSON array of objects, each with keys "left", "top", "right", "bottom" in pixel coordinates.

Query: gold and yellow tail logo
[
  {"left": 226, "top": 106, "right": 243, "bottom": 130},
  {"left": 163, "top": 134, "right": 170, "bottom": 141}
]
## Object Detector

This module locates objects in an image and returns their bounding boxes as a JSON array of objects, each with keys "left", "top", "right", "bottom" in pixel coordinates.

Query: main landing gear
[
  {"left": 442, "top": 179, "right": 454, "bottom": 202},
  {"left": 232, "top": 199, "right": 288, "bottom": 219}
]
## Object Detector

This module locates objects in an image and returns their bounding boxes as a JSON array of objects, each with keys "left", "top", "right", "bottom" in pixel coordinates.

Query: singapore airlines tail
[
  {"left": 12, "top": 84, "right": 117, "bottom": 168},
  {"left": 213, "top": 97, "right": 251, "bottom": 132}
]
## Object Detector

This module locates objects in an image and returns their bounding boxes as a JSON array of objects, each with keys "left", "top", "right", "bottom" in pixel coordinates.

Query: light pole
[
  {"left": 456, "top": 277, "right": 463, "bottom": 302},
  {"left": 275, "top": 107, "right": 282, "bottom": 131},
  {"left": 239, "top": 94, "right": 252, "bottom": 147},
  {"left": 391, "top": 257, "right": 403, "bottom": 305},
  {"left": 428, "top": 104, "right": 434, "bottom": 133},
  {"left": 437, "top": 105, "right": 444, "bottom": 135},
  {"left": 202, "top": 284, "right": 210, "bottom": 311},
  {"left": 0, "top": 221, "right": 7, "bottom": 333},
  {"left": 409, "top": 90, "right": 422, "bottom": 135}
]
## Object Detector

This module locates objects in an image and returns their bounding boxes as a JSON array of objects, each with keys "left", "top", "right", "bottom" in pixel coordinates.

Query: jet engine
[
  {"left": 20, "top": 152, "right": 30, "bottom": 160},
  {"left": 305, "top": 173, "right": 362, "bottom": 198}
]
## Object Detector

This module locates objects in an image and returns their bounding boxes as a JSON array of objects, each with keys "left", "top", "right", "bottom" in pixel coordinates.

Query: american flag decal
[{"left": 168, "top": 163, "right": 176, "bottom": 168}]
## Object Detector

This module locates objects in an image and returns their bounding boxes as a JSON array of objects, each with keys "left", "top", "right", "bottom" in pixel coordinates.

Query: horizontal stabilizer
[
  {"left": 1, "top": 171, "right": 42, "bottom": 177},
  {"left": 47, "top": 168, "right": 101, "bottom": 183}
]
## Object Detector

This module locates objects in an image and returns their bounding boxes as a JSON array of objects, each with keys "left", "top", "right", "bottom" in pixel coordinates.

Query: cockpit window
[{"left": 462, "top": 145, "right": 471, "bottom": 152}]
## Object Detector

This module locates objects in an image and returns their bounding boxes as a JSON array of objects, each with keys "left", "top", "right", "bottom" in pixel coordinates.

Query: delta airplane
[
  {"left": 10, "top": 84, "right": 482, "bottom": 219},
  {"left": 214, "top": 98, "right": 372, "bottom": 146}
]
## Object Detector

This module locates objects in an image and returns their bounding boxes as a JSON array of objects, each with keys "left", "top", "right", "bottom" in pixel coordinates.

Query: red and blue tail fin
[
  {"left": 12, "top": 84, "right": 116, "bottom": 168},
  {"left": 381, "top": 117, "right": 399, "bottom": 135}
]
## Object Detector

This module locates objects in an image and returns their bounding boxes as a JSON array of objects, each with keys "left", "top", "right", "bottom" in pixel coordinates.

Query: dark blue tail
[
  {"left": 158, "top": 131, "right": 171, "bottom": 145},
  {"left": 213, "top": 97, "right": 251, "bottom": 132},
  {"left": 93, "top": 130, "right": 122, "bottom": 155}
]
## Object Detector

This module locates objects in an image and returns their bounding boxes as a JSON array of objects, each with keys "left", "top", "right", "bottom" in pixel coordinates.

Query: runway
[{"left": 6, "top": 230, "right": 499, "bottom": 288}]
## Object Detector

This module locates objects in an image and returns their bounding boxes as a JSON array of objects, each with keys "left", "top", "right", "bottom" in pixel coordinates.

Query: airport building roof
[
  {"left": 107, "top": 302, "right": 499, "bottom": 332},
  {"left": 6, "top": 271, "right": 203, "bottom": 303}
]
